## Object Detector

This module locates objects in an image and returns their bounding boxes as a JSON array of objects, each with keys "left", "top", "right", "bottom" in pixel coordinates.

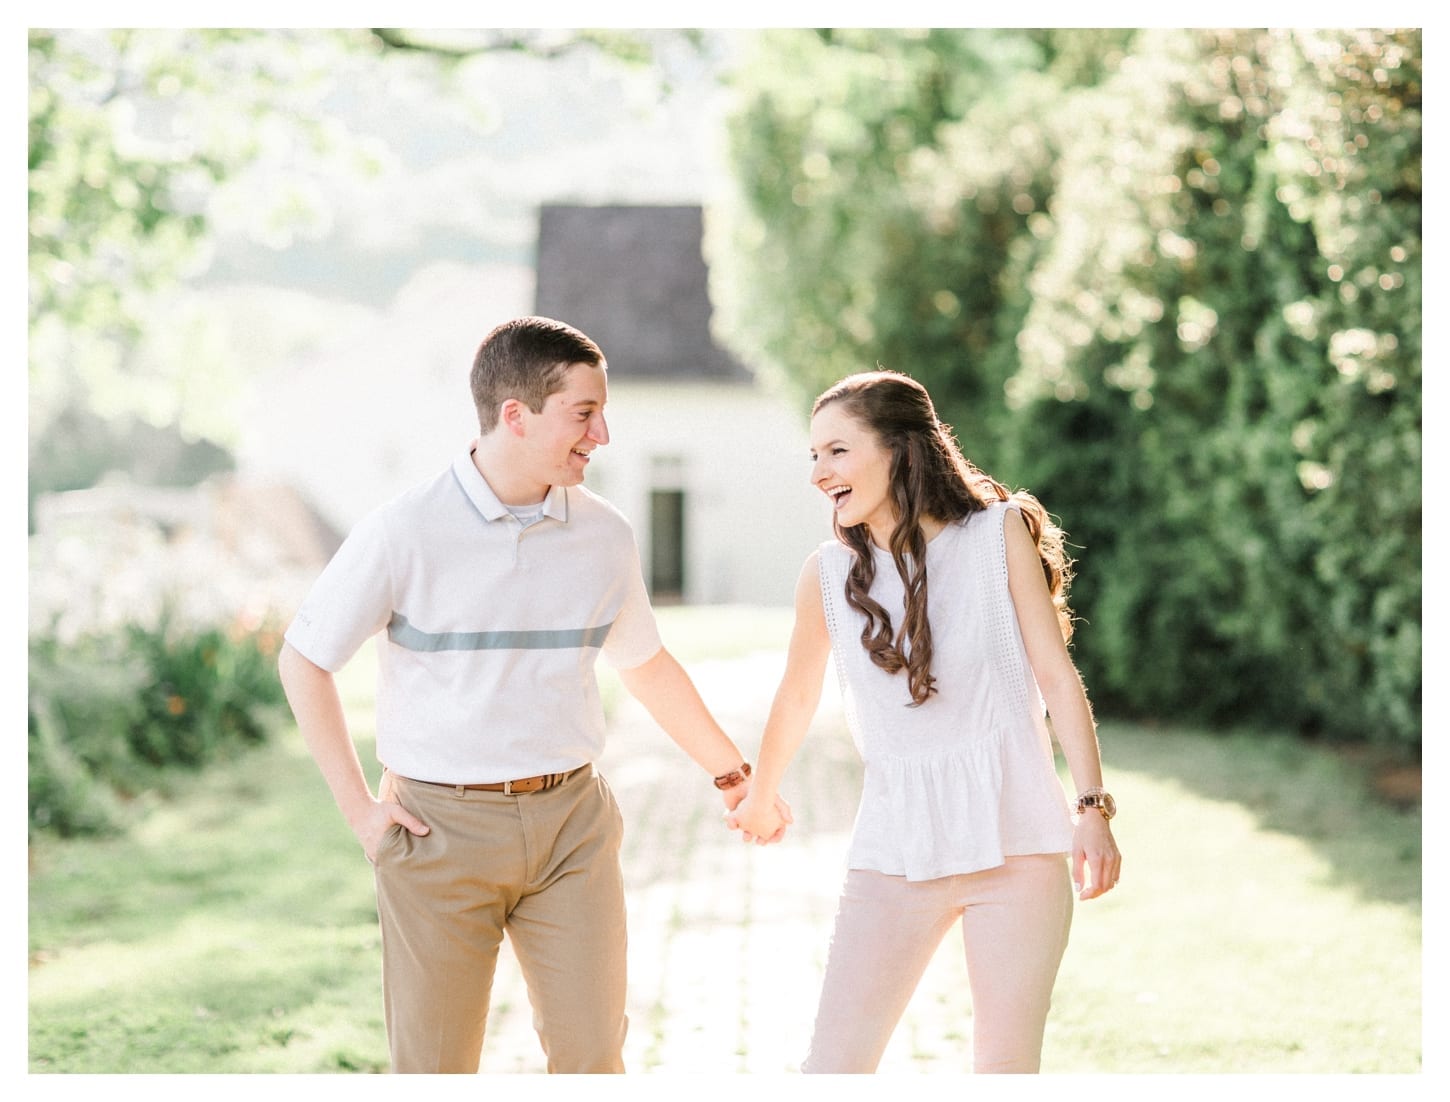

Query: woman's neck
[{"left": 868, "top": 513, "right": 947, "bottom": 551}]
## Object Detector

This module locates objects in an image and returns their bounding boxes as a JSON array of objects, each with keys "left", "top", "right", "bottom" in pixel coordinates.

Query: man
[{"left": 278, "top": 316, "right": 783, "bottom": 1073}]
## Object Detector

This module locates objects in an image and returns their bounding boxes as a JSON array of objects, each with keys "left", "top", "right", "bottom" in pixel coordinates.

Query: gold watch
[{"left": 1074, "top": 788, "right": 1116, "bottom": 820}]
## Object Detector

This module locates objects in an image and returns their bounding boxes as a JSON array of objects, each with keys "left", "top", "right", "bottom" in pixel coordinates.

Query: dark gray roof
[{"left": 534, "top": 204, "right": 753, "bottom": 383}]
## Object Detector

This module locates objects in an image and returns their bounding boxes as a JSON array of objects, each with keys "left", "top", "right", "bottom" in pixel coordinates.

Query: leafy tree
[
  {"left": 713, "top": 28, "right": 1420, "bottom": 747},
  {"left": 28, "top": 28, "right": 699, "bottom": 513},
  {"left": 30, "top": 30, "right": 353, "bottom": 435}
]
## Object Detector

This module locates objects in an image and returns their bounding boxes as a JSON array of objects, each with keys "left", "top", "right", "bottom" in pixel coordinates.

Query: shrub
[
  {"left": 28, "top": 615, "right": 288, "bottom": 837},
  {"left": 715, "top": 28, "right": 1420, "bottom": 749}
]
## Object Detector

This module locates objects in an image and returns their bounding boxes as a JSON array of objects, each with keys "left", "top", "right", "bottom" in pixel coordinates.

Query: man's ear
[{"left": 499, "top": 397, "right": 529, "bottom": 437}]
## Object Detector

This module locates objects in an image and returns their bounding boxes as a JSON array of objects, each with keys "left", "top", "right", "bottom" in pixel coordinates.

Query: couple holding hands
[{"left": 279, "top": 315, "right": 1121, "bottom": 1075}]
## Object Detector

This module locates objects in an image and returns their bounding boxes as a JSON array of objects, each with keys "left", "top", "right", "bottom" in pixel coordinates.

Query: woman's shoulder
[
  {"left": 963, "top": 497, "right": 1024, "bottom": 534},
  {"left": 812, "top": 538, "right": 853, "bottom": 590},
  {"left": 979, "top": 497, "right": 1018, "bottom": 518},
  {"left": 948, "top": 500, "right": 1024, "bottom": 562},
  {"left": 950, "top": 498, "right": 1013, "bottom": 534}
]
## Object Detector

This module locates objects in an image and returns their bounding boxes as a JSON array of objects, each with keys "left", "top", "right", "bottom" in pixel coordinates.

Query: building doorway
[{"left": 649, "top": 487, "right": 686, "bottom": 602}]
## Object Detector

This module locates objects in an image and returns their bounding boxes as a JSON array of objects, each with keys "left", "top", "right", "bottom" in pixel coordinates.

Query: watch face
[{"left": 1101, "top": 792, "right": 1117, "bottom": 819}]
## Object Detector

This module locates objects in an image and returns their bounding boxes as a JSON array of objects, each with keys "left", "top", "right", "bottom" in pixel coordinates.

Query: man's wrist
[{"left": 713, "top": 762, "right": 752, "bottom": 791}]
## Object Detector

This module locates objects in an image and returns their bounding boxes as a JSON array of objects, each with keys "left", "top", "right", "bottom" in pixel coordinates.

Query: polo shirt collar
[
  {"left": 452, "top": 448, "right": 570, "bottom": 524},
  {"left": 541, "top": 484, "right": 570, "bottom": 521}
]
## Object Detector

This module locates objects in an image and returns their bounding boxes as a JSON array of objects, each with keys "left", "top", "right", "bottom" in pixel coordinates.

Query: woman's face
[{"left": 809, "top": 401, "right": 897, "bottom": 545}]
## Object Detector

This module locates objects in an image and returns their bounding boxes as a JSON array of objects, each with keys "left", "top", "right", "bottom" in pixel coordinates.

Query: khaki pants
[
  {"left": 373, "top": 765, "right": 628, "bottom": 1073},
  {"left": 802, "top": 853, "right": 1073, "bottom": 1074}
]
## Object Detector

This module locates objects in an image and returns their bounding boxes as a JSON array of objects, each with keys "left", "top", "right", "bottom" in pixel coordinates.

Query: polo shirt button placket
[{"left": 516, "top": 519, "right": 537, "bottom": 571}]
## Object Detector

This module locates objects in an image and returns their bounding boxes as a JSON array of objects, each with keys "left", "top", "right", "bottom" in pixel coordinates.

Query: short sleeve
[
  {"left": 283, "top": 509, "right": 396, "bottom": 672},
  {"left": 600, "top": 534, "right": 663, "bottom": 671}
]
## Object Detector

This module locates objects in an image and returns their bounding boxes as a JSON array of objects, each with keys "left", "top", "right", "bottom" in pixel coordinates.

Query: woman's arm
[
  {"left": 728, "top": 552, "right": 833, "bottom": 843},
  {"left": 1004, "top": 509, "right": 1122, "bottom": 899}
]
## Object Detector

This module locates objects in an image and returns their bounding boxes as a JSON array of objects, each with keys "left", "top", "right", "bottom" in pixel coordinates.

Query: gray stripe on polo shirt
[{"left": 387, "top": 613, "right": 615, "bottom": 653}]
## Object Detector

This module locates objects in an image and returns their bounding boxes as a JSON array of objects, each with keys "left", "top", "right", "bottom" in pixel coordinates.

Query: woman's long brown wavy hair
[{"left": 813, "top": 370, "right": 1075, "bottom": 706}]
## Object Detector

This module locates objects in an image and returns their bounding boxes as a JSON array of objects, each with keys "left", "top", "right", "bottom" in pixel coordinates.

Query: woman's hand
[
  {"left": 1072, "top": 812, "right": 1121, "bottom": 900},
  {"left": 725, "top": 788, "right": 791, "bottom": 845}
]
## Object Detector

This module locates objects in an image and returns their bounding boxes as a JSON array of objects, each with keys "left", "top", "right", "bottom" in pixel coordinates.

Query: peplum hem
[{"left": 847, "top": 722, "right": 1073, "bottom": 882}]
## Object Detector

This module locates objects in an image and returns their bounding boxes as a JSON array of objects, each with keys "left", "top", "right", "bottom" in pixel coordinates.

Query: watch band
[
  {"left": 1074, "top": 788, "right": 1116, "bottom": 820},
  {"left": 713, "top": 762, "right": 752, "bottom": 791}
]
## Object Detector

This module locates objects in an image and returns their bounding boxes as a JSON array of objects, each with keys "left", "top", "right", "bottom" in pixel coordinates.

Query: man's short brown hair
[{"left": 471, "top": 316, "right": 605, "bottom": 433}]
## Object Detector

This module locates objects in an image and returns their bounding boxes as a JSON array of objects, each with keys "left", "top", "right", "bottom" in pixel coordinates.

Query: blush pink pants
[{"left": 801, "top": 853, "right": 1073, "bottom": 1074}]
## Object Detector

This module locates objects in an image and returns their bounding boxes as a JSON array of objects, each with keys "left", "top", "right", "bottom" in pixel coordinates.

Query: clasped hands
[{"left": 722, "top": 784, "right": 793, "bottom": 845}]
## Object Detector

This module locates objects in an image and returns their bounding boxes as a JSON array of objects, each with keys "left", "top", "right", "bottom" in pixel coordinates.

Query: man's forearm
[
  {"left": 278, "top": 642, "right": 375, "bottom": 829},
  {"left": 617, "top": 647, "right": 745, "bottom": 778}
]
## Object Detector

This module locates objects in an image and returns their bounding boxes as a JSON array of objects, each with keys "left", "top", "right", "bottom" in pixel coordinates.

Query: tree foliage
[
  {"left": 713, "top": 28, "right": 1421, "bottom": 747},
  {"left": 28, "top": 27, "right": 696, "bottom": 511},
  {"left": 28, "top": 29, "right": 371, "bottom": 442}
]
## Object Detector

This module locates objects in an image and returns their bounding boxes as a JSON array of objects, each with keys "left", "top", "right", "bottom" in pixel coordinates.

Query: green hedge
[
  {"left": 716, "top": 28, "right": 1420, "bottom": 748},
  {"left": 28, "top": 616, "right": 288, "bottom": 837}
]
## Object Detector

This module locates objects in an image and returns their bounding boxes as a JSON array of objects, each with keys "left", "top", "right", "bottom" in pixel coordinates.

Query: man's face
[{"left": 515, "top": 361, "right": 610, "bottom": 491}]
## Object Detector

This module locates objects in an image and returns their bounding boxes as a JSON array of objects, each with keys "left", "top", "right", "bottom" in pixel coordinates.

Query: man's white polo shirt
[{"left": 284, "top": 448, "right": 663, "bottom": 784}]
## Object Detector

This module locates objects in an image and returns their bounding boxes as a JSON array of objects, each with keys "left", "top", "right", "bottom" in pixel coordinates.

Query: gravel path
[{"left": 475, "top": 650, "right": 977, "bottom": 1074}]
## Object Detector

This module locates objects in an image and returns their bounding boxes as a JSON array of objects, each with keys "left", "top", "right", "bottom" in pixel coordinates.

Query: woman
[{"left": 729, "top": 369, "right": 1121, "bottom": 1074}]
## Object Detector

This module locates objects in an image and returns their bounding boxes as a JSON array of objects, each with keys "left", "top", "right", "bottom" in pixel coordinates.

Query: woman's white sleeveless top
[{"left": 817, "top": 500, "right": 1073, "bottom": 881}]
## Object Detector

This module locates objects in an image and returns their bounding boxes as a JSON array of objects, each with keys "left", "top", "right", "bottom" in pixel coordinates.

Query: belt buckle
[{"left": 501, "top": 771, "right": 567, "bottom": 796}]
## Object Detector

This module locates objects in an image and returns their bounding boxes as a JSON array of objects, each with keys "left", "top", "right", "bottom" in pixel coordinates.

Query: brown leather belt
[{"left": 406, "top": 768, "right": 581, "bottom": 796}]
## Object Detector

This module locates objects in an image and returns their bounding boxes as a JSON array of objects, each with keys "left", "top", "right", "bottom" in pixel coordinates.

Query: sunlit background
[
  {"left": 26, "top": 23, "right": 1426, "bottom": 1076},
  {"left": 28, "top": 25, "right": 1422, "bottom": 734}
]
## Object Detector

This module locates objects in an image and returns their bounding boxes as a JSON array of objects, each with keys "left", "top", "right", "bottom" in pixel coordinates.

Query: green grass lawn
[
  {"left": 1046, "top": 720, "right": 1421, "bottom": 1073},
  {"left": 27, "top": 607, "right": 1422, "bottom": 1073}
]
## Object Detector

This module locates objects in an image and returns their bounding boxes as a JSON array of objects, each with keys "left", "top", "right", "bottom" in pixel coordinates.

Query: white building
[{"left": 238, "top": 204, "right": 829, "bottom": 607}]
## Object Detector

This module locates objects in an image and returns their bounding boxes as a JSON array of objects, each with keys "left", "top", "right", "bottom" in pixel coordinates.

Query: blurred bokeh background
[
  {"left": 26, "top": 24, "right": 1424, "bottom": 1074},
  {"left": 29, "top": 26, "right": 1421, "bottom": 794}
]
